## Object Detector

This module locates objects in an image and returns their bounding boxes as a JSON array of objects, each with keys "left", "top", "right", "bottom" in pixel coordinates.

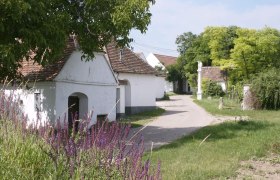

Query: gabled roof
[
  {"left": 105, "top": 43, "right": 156, "bottom": 74},
  {"left": 135, "top": 52, "right": 146, "bottom": 61},
  {"left": 153, "top": 54, "right": 177, "bottom": 67},
  {"left": 18, "top": 38, "right": 76, "bottom": 81},
  {"left": 17, "top": 39, "right": 155, "bottom": 82},
  {"left": 201, "top": 67, "right": 225, "bottom": 82}
]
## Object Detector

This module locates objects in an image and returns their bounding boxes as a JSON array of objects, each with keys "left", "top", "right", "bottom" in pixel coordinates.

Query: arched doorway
[{"left": 68, "top": 92, "right": 88, "bottom": 131}]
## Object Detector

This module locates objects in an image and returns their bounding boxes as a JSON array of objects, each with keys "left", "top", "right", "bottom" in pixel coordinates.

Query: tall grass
[{"left": 0, "top": 88, "right": 161, "bottom": 179}]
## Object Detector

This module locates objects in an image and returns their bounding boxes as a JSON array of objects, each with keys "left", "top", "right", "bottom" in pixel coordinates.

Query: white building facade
[
  {"left": 106, "top": 43, "right": 157, "bottom": 116},
  {"left": 2, "top": 39, "right": 118, "bottom": 128},
  {"left": 146, "top": 53, "right": 174, "bottom": 98}
]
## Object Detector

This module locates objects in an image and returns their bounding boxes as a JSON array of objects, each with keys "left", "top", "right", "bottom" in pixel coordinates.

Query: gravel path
[{"left": 131, "top": 95, "right": 235, "bottom": 151}]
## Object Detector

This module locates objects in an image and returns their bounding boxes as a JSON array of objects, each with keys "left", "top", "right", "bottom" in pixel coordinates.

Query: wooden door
[{"left": 68, "top": 96, "right": 79, "bottom": 131}]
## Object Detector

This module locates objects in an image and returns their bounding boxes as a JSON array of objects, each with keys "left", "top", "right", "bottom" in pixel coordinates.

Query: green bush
[
  {"left": 251, "top": 68, "right": 280, "bottom": 110},
  {"left": 161, "top": 93, "right": 170, "bottom": 100},
  {"left": 203, "top": 79, "right": 225, "bottom": 97},
  {"left": 227, "top": 82, "right": 245, "bottom": 101}
]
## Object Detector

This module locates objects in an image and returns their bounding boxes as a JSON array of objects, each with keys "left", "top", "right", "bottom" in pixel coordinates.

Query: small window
[{"left": 34, "top": 92, "right": 41, "bottom": 111}]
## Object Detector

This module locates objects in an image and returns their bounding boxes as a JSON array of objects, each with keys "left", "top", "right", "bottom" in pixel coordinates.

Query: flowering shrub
[{"left": 0, "top": 88, "right": 161, "bottom": 179}]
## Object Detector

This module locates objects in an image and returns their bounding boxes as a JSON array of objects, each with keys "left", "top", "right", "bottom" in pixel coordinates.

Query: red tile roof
[
  {"left": 105, "top": 42, "right": 156, "bottom": 74},
  {"left": 154, "top": 54, "right": 177, "bottom": 67},
  {"left": 18, "top": 39, "right": 155, "bottom": 82},
  {"left": 201, "top": 67, "right": 225, "bottom": 82},
  {"left": 18, "top": 38, "right": 76, "bottom": 81}
]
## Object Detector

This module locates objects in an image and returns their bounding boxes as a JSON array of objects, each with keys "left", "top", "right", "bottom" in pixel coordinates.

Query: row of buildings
[
  {"left": 2, "top": 37, "right": 225, "bottom": 128},
  {"left": 1, "top": 37, "right": 189, "bottom": 128}
]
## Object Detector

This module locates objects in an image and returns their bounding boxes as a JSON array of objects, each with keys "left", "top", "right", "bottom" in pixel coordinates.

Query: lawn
[
  {"left": 146, "top": 98, "right": 280, "bottom": 179},
  {"left": 194, "top": 98, "right": 280, "bottom": 123},
  {"left": 119, "top": 107, "right": 165, "bottom": 128}
]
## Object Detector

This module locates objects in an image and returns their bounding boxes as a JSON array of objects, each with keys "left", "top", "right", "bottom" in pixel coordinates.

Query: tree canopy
[
  {"left": 173, "top": 26, "right": 280, "bottom": 87},
  {"left": 173, "top": 31, "right": 211, "bottom": 87},
  {"left": 0, "top": 0, "right": 155, "bottom": 80}
]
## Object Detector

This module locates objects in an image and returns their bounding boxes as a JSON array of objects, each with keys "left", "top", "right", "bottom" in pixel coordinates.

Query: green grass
[
  {"left": 119, "top": 107, "right": 165, "bottom": 128},
  {"left": 194, "top": 98, "right": 280, "bottom": 123},
  {"left": 166, "top": 92, "right": 177, "bottom": 96},
  {"left": 145, "top": 98, "right": 280, "bottom": 179},
  {"left": 0, "top": 121, "right": 56, "bottom": 179}
]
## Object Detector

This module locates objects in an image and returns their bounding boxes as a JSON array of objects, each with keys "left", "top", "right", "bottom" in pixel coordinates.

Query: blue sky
[{"left": 129, "top": 0, "right": 280, "bottom": 57}]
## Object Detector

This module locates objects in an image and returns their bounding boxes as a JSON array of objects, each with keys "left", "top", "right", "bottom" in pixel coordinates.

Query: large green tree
[
  {"left": 203, "top": 26, "right": 239, "bottom": 70},
  {"left": 231, "top": 27, "right": 280, "bottom": 81},
  {"left": 173, "top": 32, "right": 211, "bottom": 87},
  {"left": 0, "top": 0, "right": 155, "bottom": 79},
  {"left": 176, "top": 26, "right": 280, "bottom": 88}
]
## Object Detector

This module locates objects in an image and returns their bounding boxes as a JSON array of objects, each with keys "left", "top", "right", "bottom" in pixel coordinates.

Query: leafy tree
[
  {"left": 166, "top": 56, "right": 187, "bottom": 93},
  {"left": 203, "top": 26, "right": 239, "bottom": 66},
  {"left": 166, "top": 64, "right": 181, "bottom": 82},
  {"left": 174, "top": 32, "right": 211, "bottom": 87},
  {"left": 231, "top": 27, "right": 280, "bottom": 81},
  {"left": 176, "top": 32, "right": 197, "bottom": 55},
  {"left": 166, "top": 56, "right": 186, "bottom": 81},
  {"left": 176, "top": 26, "right": 280, "bottom": 89},
  {"left": 154, "top": 65, "right": 167, "bottom": 75},
  {"left": 0, "top": 0, "right": 155, "bottom": 79}
]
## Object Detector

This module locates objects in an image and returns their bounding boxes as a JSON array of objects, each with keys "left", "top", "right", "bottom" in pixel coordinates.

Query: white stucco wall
[
  {"left": 118, "top": 73, "right": 156, "bottom": 107},
  {"left": 165, "top": 81, "right": 174, "bottom": 92},
  {"left": 56, "top": 52, "right": 116, "bottom": 84},
  {"left": 55, "top": 51, "right": 117, "bottom": 126},
  {"left": 155, "top": 76, "right": 165, "bottom": 99},
  {"left": 155, "top": 76, "right": 176, "bottom": 98},
  {"left": 55, "top": 82, "right": 116, "bottom": 126},
  {"left": 146, "top": 53, "right": 165, "bottom": 69},
  {"left": 1, "top": 51, "right": 117, "bottom": 127},
  {"left": 155, "top": 77, "right": 173, "bottom": 98},
  {"left": 1, "top": 82, "right": 56, "bottom": 125}
]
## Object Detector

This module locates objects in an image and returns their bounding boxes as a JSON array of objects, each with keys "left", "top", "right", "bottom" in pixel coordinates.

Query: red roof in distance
[{"left": 153, "top": 54, "right": 177, "bottom": 67}]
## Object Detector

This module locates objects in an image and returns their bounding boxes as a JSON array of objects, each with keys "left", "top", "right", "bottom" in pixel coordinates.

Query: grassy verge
[
  {"left": 146, "top": 98, "right": 280, "bottom": 179},
  {"left": 166, "top": 92, "right": 177, "bottom": 96},
  {"left": 194, "top": 98, "right": 280, "bottom": 123},
  {"left": 119, "top": 107, "right": 165, "bottom": 128}
]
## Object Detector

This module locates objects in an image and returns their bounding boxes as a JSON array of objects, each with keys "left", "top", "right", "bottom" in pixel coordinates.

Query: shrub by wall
[
  {"left": 202, "top": 79, "right": 225, "bottom": 97},
  {"left": 251, "top": 68, "right": 280, "bottom": 110}
]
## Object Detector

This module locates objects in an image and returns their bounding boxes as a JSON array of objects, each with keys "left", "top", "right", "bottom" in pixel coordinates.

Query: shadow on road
[
  {"left": 159, "top": 110, "right": 188, "bottom": 116},
  {"left": 142, "top": 120, "right": 272, "bottom": 151}
]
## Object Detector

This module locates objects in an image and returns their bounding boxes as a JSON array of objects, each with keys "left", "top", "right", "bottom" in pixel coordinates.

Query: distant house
[
  {"left": 146, "top": 53, "right": 176, "bottom": 70},
  {"left": 1, "top": 38, "right": 118, "bottom": 127},
  {"left": 105, "top": 43, "right": 157, "bottom": 116},
  {"left": 201, "top": 66, "right": 227, "bottom": 91},
  {"left": 146, "top": 53, "right": 191, "bottom": 97},
  {"left": 135, "top": 52, "right": 147, "bottom": 61}
]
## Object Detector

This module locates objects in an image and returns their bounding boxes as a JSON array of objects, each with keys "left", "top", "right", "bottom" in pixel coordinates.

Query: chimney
[{"left": 119, "top": 49, "right": 124, "bottom": 61}]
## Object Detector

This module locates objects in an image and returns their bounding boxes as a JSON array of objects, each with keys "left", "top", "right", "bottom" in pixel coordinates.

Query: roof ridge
[
  {"left": 105, "top": 42, "right": 156, "bottom": 75},
  {"left": 153, "top": 53, "right": 177, "bottom": 58},
  {"left": 18, "top": 37, "right": 76, "bottom": 81}
]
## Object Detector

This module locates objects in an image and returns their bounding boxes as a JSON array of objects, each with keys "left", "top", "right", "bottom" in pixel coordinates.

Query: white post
[
  {"left": 242, "top": 85, "right": 251, "bottom": 110},
  {"left": 197, "top": 61, "right": 202, "bottom": 100}
]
